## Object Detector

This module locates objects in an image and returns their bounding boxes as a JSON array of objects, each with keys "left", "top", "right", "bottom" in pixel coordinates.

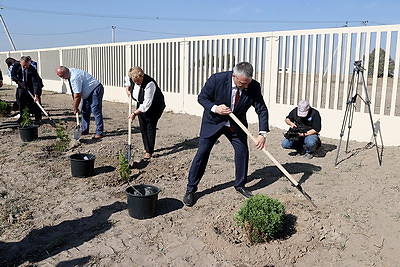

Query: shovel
[
  {"left": 74, "top": 112, "right": 82, "bottom": 140},
  {"left": 229, "top": 113, "right": 317, "bottom": 208},
  {"left": 27, "top": 90, "right": 56, "bottom": 127},
  {"left": 126, "top": 96, "right": 133, "bottom": 162}
]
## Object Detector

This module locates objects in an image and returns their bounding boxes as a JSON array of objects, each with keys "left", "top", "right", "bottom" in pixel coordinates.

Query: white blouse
[{"left": 124, "top": 76, "right": 156, "bottom": 113}]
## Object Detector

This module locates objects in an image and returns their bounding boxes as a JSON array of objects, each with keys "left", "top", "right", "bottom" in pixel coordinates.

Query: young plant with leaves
[
  {"left": 234, "top": 194, "right": 285, "bottom": 243},
  {"left": 20, "top": 107, "right": 33, "bottom": 127},
  {"left": 119, "top": 152, "right": 131, "bottom": 182},
  {"left": 53, "top": 122, "right": 70, "bottom": 152},
  {"left": 0, "top": 100, "right": 11, "bottom": 116}
]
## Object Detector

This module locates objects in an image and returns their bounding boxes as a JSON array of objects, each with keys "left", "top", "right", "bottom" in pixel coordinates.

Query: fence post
[
  {"left": 181, "top": 40, "right": 190, "bottom": 110},
  {"left": 264, "top": 34, "right": 279, "bottom": 108}
]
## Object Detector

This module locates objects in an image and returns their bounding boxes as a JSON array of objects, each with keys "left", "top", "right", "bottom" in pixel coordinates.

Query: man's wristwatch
[{"left": 259, "top": 133, "right": 267, "bottom": 138}]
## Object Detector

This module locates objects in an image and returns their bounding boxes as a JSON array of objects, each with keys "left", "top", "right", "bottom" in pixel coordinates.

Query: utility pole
[
  {"left": 112, "top": 26, "right": 116, "bottom": 43},
  {"left": 0, "top": 13, "right": 16, "bottom": 51}
]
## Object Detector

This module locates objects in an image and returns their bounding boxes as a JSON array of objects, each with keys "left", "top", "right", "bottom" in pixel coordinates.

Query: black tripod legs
[{"left": 335, "top": 61, "right": 383, "bottom": 166}]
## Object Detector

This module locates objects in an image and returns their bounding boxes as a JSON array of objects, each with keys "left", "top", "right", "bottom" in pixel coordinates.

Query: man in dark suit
[
  {"left": 183, "top": 62, "right": 269, "bottom": 207},
  {"left": 11, "top": 56, "right": 43, "bottom": 122}
]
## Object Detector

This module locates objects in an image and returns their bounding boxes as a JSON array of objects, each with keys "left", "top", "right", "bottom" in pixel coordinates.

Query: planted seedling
[
  {"left": 0, "top": 100, "right": 11, "bottom": 116},
  {"left": 119, "top": 152, "right": 131, "bottom": 183},
  {"left": 53, "top": 122, "right": 70, "bottom": 152},
  {"left": 234, "top": 194, "right": 285, "bottom": 243},
  {"left": 20, "top": 107, "right": 33, "bottom": 127}
]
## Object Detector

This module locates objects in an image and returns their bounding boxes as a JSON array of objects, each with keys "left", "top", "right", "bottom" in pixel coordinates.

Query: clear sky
[{"left": 0, "top": 0, "right": 399, "bottom": 52}]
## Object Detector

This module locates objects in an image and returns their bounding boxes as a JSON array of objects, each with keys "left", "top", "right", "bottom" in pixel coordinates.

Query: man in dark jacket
[
  {"left": 183, "top": 62, "right": 269, "bottom": 207},
  {"left": 281, "top": 100, "right": 322, "bottom": 159},
  {"left": 10, "top": 56, "right": 42, "bottom": 122}
]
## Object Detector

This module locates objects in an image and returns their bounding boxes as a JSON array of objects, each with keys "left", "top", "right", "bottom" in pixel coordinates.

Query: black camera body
[{"left": 354, "top": 60, "right": 364, "bottom": 71}]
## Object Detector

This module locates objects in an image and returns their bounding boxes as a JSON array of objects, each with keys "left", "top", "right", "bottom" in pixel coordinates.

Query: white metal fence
[{"left": 1, "top": 24, "right": 399, "bottom": 145}]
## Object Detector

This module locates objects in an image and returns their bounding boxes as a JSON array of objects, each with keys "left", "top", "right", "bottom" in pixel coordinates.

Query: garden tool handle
[
  {"left": 26, "top": 90, "right": 48, "bottom": 117},
  {"left": 128, "top": 96, "right": 132, "bottom": 145},
  {"left": 229, "top": 113, "right": 300, "bottom": 187}
]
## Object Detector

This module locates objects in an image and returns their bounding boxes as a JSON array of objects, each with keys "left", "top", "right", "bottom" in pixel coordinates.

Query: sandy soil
[{"left": 0, "top": 85, "right": 399, "bottom": 267}]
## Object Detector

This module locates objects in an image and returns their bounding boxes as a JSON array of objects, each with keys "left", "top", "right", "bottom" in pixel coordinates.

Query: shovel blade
[
  {"left": 48, "top": 119, "right": 57, "bottom": 128},
  {"left": 295, "top": 185, "right": 317, "bottom": 208},
  {"left": 126, "top": 145, "right": 132, "bottom": 162},
  {"left": 74, "top": 127, "right": 82, "bottom": 140}
]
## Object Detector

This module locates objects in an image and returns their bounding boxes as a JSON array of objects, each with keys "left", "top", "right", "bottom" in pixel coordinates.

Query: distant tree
[
  {"left": 197, "top": 54, "right": 236, "bottom": 69},
  {"left": 367, "top": 48, "right": 395, "bottom": 77}
]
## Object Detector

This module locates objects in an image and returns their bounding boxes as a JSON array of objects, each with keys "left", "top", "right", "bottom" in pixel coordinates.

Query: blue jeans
[
  {"left": 281, "top": 134, "right": 320, "bottom": 154},
  {"left": 81, "top": 84, "right": 104, "bottom": 135}
]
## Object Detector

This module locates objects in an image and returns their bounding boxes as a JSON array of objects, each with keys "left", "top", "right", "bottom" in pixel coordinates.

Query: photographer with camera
[{"left": 281, "top": 100, "right": 321, "bottom": 159}]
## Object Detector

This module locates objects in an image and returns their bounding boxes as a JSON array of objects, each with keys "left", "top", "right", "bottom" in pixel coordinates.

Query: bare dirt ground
[{"left": 0, "top": 85, "right": 399, "bottom": 267}]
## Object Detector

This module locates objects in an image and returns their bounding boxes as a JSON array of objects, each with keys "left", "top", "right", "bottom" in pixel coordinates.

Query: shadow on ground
[{"left": 0, "top": 201, "right": 126, "bottom": 266}]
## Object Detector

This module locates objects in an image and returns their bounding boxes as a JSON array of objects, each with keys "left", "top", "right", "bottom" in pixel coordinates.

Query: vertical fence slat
[
  {"left": 294, "top": 35, "right": 301, "bottom": 104},
  {"left": 256, "top": 37, "right": 263, "bottom": 87},
  {"left": 325, "top": 33, "right": 334, "bottom": 109},
  {"left": 279, "top": 36, "right": 287, "bottom": 104},
  {"left": 309, "top": 34, "right": 317, "bottom": 106},
  {"left": 371, "top": 32, "right": 381, "bottom": 114},
  {"left": 317, "top": 34, "right": 325, "bottom": 109},
  {"left": 286, "top": 36, "right": 294, "bottom": 105},
  {"left": 301, "top": 35, "right": 309, "bottom": 100},
  {"left": 342, "top": 32, "right": 352, "bottom": 110},
  {"left": 391, "top": 32, "right": 400, "bottom": 116},
  {"left": 333, "top": 33, "right": 343, "bottom": 109},
  {"left": 380, "top": 31, "right": 391, "bottom": 115}
]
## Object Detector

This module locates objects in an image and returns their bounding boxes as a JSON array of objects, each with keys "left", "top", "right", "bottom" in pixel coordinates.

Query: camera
[{"left": 354, "top": 60, "right": 364, "bottom": 71}]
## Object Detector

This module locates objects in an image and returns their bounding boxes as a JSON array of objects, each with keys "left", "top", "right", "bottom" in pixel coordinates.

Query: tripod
[{"left": 334, "top": 60, "right": 383, "bottom": 166}]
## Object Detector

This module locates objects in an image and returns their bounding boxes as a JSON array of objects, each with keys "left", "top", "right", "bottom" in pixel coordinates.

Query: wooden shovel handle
[
  {"left": 128, "top": 96, "right": 132, "bottom": 145},
  {"left": 229, "top": 113, "right": 299, "bottom": 187},
  {"left": 27, "top": 90, "right": 49, "bottom": 117}
]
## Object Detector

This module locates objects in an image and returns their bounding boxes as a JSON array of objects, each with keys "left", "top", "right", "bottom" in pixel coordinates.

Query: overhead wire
[
  {"left": 9, "top": 27, "right": 109, "bottom": 36},
  {"left": 0, "top": 5, "right": 378, "bottom": 25},
  {"left": 0, "top": 5, "right": 390, "bottom": 41}
]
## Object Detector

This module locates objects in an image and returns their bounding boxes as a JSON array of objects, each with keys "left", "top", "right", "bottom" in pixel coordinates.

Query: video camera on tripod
[
  {"left": 353, "top": 60, "right": 365, "bottom": 72},
  {"left": 334, "top": 60, "right": 383, "bottom": 166}
]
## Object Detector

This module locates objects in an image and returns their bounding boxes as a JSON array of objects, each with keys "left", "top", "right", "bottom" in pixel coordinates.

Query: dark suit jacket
[
  {"left": 198, "top": 71, "right": 269, "bottom": 138},
  {"left": 10, "top": 63, "right": 42, "bottom": 95}
]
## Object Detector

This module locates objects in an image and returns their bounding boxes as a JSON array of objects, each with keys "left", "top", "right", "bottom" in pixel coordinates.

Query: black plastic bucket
[
  {"left": 125, "top": 184, "right": 161, "bottom": 219},
  {"left": 69, "top": 153, "right": 96, "bottom": 177},
  {"left": 18, "top": 125, "right": 39, "bottom": 142}
]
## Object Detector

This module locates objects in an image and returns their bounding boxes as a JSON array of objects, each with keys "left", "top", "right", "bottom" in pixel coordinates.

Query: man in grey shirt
[{"left": 56, "top": 66, "right": 105, "bottom": 139}]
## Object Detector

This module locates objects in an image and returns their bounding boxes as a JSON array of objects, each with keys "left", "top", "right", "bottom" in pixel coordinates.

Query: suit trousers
[
  {"left": 186, "top": 126, "right": 249, "bottom": 192},
  {"left": 17, "top": 88, "right": 41, "bottom": 121}
]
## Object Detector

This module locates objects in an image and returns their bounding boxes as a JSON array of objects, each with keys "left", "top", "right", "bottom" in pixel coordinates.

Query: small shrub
[
  {"left": 118, "top": 152, "right": 130, "bottom": 182},
  {"left": 20, "top": 107, "right": 32, "bottom": 127},
  {"left": 0, "top": 100, "right": 11, "bottom": 116},
  {"left": 53, "top": 123, "right": 70, "bottom": 152},
  {"left": 234, "top": 194, "right": 285, "bottom": 243}
]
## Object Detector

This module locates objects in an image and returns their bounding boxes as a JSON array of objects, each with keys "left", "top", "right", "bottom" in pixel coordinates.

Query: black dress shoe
[
  {"left": 183, "top": 191, "right": 195, "bottom": 206},
  {"left": 236, "top": 187, "right": 253, "bottom": 198}
]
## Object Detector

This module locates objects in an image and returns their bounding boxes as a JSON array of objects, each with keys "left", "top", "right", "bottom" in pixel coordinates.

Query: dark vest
[{"left": 130, "top": 74, "right": 165, "bottom": 118}]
